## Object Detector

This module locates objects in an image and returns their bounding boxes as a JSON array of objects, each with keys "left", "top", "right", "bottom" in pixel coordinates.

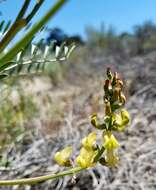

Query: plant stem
[
  {"left": 0, "top": 0, "right": 31, "bottom": 53},
  {"left": 0, "top": 0, "right": 45, "bottom": 53},
  {"left": 0, "top": 167, "right": 84, "bottom": 186},
  {"left": 15, "top": 0, "right": 31, "bottom": 22},
  {"left": 0, "top": 0, "right": 68, "bottom": 71},
  {"left": 0, "top": 19, "right": 27, "bottom": 53},
  {"left": 26, "top": 0, "right": 44, "bottom": 23}
]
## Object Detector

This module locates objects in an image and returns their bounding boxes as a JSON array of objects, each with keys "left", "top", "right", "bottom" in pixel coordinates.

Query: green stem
[
  {"left": 0, "top": 0, "right": 68, "bottom": 71},
  {"left": 0, "top": 19, "right": 27, "bottom": 53},
  {"left": 0, "top": 0, "right": 31, "bottom": 53},
  {"left": 15, "top": 0, "right": 31, "bottom": 21},
  {"left": 26, "top": 0, "right": 44, "bottom": 23},
  {"left": 0, "top": 167, "right": 84, "bottom": 186}
]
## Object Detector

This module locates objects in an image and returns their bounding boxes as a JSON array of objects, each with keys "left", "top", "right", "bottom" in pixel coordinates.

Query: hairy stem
[{"left": 0, "top": 167, "right": 84, "bottom": 186}]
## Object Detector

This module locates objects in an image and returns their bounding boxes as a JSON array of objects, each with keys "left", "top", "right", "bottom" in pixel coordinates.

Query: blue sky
[{"left": 1, "top": 0, "right": 156, "bottom": 39}]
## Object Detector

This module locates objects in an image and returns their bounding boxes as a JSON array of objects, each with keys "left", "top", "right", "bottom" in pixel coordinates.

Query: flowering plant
[{"left": 55, "top": 68, "right": 130, "bottom": 169}]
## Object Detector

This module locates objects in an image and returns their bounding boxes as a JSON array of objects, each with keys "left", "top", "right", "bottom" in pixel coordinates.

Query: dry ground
[{"left": 0, "top": 48, "right": 156, "bottom": 190}]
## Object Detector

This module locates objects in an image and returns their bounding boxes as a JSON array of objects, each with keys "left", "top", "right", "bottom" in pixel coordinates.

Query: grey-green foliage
[
  {"left": 0, "top": 0, "right": 69, "bottom": 78},
  {"left": 0, "top": 18, "right": 76, "bottom": 79},
  {"left": 0, "top": 41, "right": 76, "bottom": 78}
]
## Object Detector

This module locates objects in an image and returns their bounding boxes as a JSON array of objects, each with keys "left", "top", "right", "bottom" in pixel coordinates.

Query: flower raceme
[{"left": 54, "top": 68, "right": 130, "bottom": 171}]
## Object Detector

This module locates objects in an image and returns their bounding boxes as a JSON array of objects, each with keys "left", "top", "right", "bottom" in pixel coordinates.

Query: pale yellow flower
[
  {"left": 104, "top": 132, "right": 120, "bottom": 150},
  {"left": 82, "top": 132, "right": 96, "bottom": 150},
  {"left": 54, "top": 146, "right": 73, "bottom": 166},
  {"left": 121, "top": 109, "right": 130, "bottom": 126},
  {"left": 76, "top": 132, "right": 97, "bottom": 168},
  {"left": 76, "top": 147, "right": 96, "bottom": 168},
  {"left": 105, "top": 149, "right": 119, "bottom": 167},
  {"left": 112, "top": 109, "right": 130, "bottom": 131}
]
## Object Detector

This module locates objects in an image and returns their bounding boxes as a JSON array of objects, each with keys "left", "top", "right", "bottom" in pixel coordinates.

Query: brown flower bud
[
  {"left": 113, "top": 88, "right": 120, "bottom": 102},
  {"left": 106, "top": 68, "right": 113, "bottom": 80},
  {"left": 112, "top": 72, "right": 118, "bottom": 86},
  {"left": 116, "top": 79, "right": 123, "bottom": 89},
  {"left": 104, "top": 79, "right": 110, "bottom": 92},
  {"left": 119, "top": 93, "right": 126, "bottom": 105},
  {"left": 104, "top": 99, "right": 111, "bottom": 116}
]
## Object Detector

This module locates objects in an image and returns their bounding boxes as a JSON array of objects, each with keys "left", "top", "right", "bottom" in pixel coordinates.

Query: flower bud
[
  {"left": 91, "top": 113, "right": 98, "bottom": 127},
  {"left": 112, "top": 72, "right": 118, "bottom": 86},
  {"left": 119, "top": 92, "right": 126, "bottom": 105},
  {"left": 106, "top": 67, "right": 113, "bottom": 80},
  {"left": 116, "top": 78, "right": 123, "bottom": 89},
  {"left": 104, "top": 79, "right": 109, "bottom": 91},
  {"left": 121, "top": 109, "right": 130, "bottom": 126},
  {"left": 104, "top": 80, "right": 112, "bottom": 97},
  {"left": 91, "top": 113, "right": 106, "bottom": 130},
  {"left": 113, "top": 87, "right": 120, "bottom": 102},
  {"left": 104, "top": 99, "right": 111, "bottom": 116}
]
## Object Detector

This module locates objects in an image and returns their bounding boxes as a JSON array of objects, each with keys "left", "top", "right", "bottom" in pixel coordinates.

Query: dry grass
[{"left": 0, "top": 48, "right": 156, "bottom": 190}]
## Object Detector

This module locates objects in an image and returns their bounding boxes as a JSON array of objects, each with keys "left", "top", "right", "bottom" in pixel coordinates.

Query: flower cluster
[
  {"left": 54, "top": 68, "right": 130, "bottom": 169},
  {"left": 91, "top": 68, "right": 130, "bottom": 167}
]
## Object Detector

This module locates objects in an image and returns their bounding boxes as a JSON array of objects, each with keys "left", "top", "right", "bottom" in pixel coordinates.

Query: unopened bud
[
  {"left": 104, "top": 100, "right": 111, "bottom": 116},
  {"left": 104, "top": 79, "right": 110, "bottom": 92},
  {"left": 119, "top": 93, "right": 126, "bottom": 105},
  {"left": 121, "top": 109, "right": 130, "bottom": 125},
  {"left": 91, "top": 113, "right": 106, "bottom": 130},
  {"left": 116, "top": 79, "right": 123, "bottom": 88},
  {"left": 112, "top": 72, "right": 118, "bottom": 86},
  {"left": 91, "top": 113, "right": 98, "bottom": 128},
  {"left": 106, "top": 68, "right": 113, "bottom": 80},
  {"left": 113, "top": 88, "right": 120, "bottom": 102}
]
